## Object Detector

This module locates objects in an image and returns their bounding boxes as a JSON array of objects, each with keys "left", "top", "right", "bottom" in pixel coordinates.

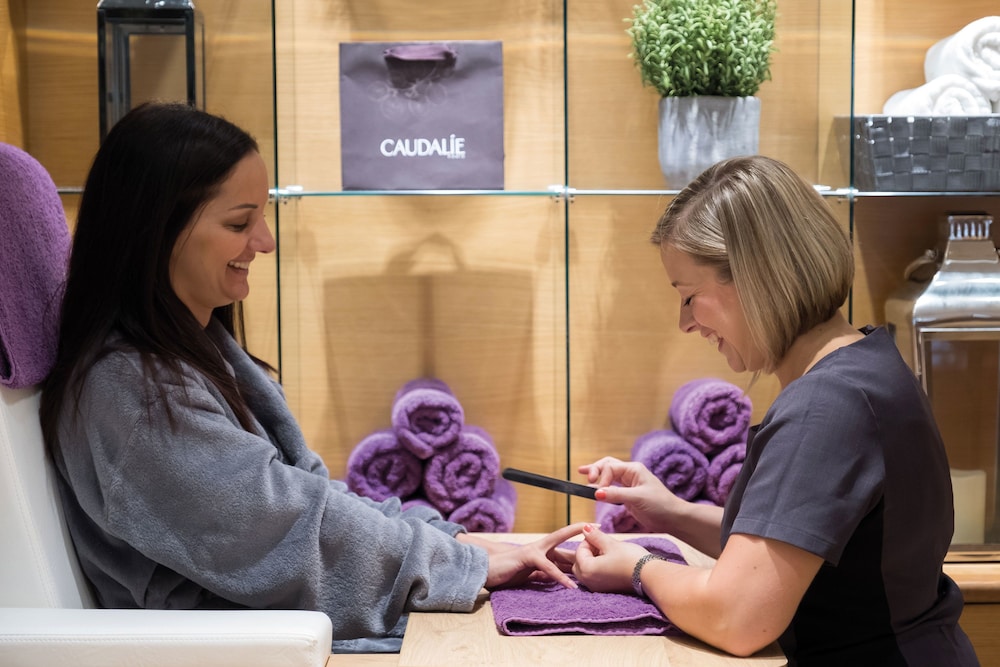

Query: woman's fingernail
[
  {"left": 595, "top": 488, "right": 606, "bottom": 500},
  {"left": 583, "top": 524, "right": 593, "bottom": 533}
]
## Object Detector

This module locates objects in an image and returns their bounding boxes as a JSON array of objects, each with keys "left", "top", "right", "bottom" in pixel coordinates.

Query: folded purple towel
[
  {"left": 391, "top": 378, "right": 464, "bottom": 459},
  {"left": 703, "top": 442, "right": 746, "bottom": 506},
  {"left": 668, "top": 378, "right": 752, "bottom": 456},
  {"left": 346, "top": 429, "right": 423, "bottom": 502},
  {"left": 423, "top": 426, "right": 500, "bottom": 513},
  {"left": 631, "top": 429, "right": 709, "bottom": 502},
  {"left": 447, "top": 477, "right": 516, "bottom": 533},
  {"left": 490, "top": 536, "right": 687, "bottom": 636},
  {"left": 0, "top": 143, "right": 71, "bottom": 388},
  {"left": 595, "top": 501, "right": 642, "bottom": 534}
]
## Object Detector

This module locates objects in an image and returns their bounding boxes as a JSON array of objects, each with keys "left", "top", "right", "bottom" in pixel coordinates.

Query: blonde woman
[{"left": 571, "top": 156, "right": 978, "bottom": 666}]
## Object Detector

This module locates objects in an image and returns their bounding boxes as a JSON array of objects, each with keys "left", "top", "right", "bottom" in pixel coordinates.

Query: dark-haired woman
[{"left": 41, "top": 102, "right": 581, "bottom": 653}]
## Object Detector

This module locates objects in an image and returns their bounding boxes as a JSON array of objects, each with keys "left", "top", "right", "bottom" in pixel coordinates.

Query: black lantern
[{"left": 97, "top": 0, "right": 204, "bottom": 140}]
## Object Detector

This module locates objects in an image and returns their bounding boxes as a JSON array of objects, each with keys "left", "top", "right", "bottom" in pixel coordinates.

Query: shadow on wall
[{"left": 320, "top": 233, "right": 542, "bottom": 479}]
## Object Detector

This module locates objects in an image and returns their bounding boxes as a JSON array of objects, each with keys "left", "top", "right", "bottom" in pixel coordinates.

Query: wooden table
[
  {"left": 329, "top": 533, "right": 786, "bottom": 666},
  {"left": 326, "top": 538, "right": 1000, "bottom": 666},
  {"left": 943, "top": 560, "right": 1000, "bottom": 663}
]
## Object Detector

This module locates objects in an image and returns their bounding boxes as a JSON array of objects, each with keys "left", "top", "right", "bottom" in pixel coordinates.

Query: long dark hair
[{"left": 41, "top": 102, "right": 263, "bottom": 448}]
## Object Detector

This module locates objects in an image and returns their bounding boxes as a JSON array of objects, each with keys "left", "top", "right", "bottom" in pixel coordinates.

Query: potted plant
[{"left": 627, "top": 0, "right": 777, "bottom": 187}]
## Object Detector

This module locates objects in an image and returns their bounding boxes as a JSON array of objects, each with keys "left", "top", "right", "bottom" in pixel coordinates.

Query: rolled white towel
[
  {"left": 924, "top": 16, "right": 1000, "bottom": 103},
  {"left": 882, "top": 74, "right": 993, "bottom": 115}
]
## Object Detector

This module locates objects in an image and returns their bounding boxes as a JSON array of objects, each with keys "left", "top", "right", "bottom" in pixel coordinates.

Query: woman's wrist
[{"left": 632, "top": 553, "right": 667, "bottom": 597}]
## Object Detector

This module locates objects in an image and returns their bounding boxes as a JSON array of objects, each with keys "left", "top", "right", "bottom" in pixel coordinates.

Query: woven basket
[{"left": 851, "top": 115, "right": 1000, "bottom": 192}]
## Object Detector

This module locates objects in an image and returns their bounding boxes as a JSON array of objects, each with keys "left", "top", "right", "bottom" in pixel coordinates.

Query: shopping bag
[{"left": 339, "top": 41, "right": 504, "bottom": 190}]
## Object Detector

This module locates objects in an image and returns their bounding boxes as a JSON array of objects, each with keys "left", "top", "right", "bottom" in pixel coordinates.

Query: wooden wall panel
[
  {"left": 276, "top": 195, "right": 569, "bottom": 531},
  {"left": 23, "top": 2, "right": 96, "bottom": 184},
  {"left": 566, "top": 0, "right": 846, "bottom": 189},
  {"left": 272, "top": 0, "right": 568, "bottom": 530},
  {"left": 273, "top": 0, "right": 563, "bottom": 191},
  {"left": 0, "top": 0, "right": 25, "bottom": 144},
  {"left": 852, "top": 0, "right": 1000, "bottom": 114},
  {"left": 959, "top": 604, "right": 1000, "bottom": 666},
  {"left": 22, "top": 0, "right": 279, "bottom": 366}
]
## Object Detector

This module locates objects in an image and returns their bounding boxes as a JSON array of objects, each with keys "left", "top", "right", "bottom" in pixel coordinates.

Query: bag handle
[{"left": 382, "top": 44, "right": 457, "bottom": 90}]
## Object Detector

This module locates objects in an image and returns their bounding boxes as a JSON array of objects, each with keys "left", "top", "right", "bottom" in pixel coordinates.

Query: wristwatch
[{"left": 632, "top": 553, "right": 667, "bottom": 597}]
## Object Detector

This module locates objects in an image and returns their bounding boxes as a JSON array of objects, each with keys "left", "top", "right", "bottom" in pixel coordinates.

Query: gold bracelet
[{"left": 631, "top": 553, "right": 667, "bottom": 597}]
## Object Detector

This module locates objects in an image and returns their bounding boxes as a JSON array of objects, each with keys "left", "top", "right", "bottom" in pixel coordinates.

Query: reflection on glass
[
  {"left": 97, "top": 0, "right": 204, "bottom": 139},
  {"left": 926, "top": 339, "right": 999, "bottom": 548}
]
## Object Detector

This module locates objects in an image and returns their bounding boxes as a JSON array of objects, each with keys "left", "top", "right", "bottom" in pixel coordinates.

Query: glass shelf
[
  {"left": 852, "top": 190, "right": 1000, "bottom": 198},
  {"left": 270, "top": 186, "right": 566, "bottom": 199},
  {"left": 57, "top": 184, "right": 1000, "bottom": 200}
]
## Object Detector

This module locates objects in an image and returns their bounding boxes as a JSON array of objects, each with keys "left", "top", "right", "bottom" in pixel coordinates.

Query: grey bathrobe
[{"left": 50, "top": 320, "right": 488, "bottom": 652}]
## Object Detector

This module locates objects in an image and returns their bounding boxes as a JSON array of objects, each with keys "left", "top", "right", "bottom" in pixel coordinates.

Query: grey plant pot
[{"left": 657, "top": 96, "right": 761, "bottom": 189}]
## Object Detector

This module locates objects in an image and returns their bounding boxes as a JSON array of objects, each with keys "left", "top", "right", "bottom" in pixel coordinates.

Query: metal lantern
[
  {"left": 97, "top": 0, "right": 204, "bottom": 139},
  {"left": 886, "top": 213, "right": 1000, "bottom": 558}
]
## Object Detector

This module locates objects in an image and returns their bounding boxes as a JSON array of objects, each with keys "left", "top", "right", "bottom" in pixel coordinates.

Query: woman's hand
[
  {"left": 475, "top": 523, "right": 589, "bottom": 590},
  {"left": 572, "top": 524, "right": 650, "bottom": 593},
  {"left": 579, "top": 457, "right": 679, "bottom": 533},
  {"left": 455, "top": 532, "right": 520, "bottom": 556}
]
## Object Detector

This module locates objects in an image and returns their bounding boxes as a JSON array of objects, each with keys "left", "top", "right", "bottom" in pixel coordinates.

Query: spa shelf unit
[
  {"left": 265, "top": 0, "right": 1000, "bottom": 558},
  {"left": 23, "top": 0, "right": 1000, "bottom": 545}
]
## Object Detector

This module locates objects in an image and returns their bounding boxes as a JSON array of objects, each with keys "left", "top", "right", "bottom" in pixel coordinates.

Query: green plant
[{"left": 627, "top": 0, "right": 777, "bottom": 98}]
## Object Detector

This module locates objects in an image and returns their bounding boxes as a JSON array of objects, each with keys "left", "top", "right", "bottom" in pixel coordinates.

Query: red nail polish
[{"left": 595, "top": 488, "right": 606, "bottom": 501}]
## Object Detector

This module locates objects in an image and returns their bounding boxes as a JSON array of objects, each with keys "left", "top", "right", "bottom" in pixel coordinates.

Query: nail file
[{"left": 501, "top": 467, "right": 598, "bottom": 500}]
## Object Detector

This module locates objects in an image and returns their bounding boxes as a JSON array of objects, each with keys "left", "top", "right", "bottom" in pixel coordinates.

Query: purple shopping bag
[{"left": 339, "top": 41, "right": 504, "bottom": 190}]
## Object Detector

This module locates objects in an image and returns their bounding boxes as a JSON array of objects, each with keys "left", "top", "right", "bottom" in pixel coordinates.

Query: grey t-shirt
[{"left": 722, "top": 327, "right": 978, "bottom": 666}]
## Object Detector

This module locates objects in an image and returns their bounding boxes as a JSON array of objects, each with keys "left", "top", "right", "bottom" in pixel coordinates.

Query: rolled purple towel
[
  {"left": 631, "top": 429, "right": 709, "bottom": 502},
  {"left": 668, "top": 378, "right": 751, "bottom": 456},
  {"left": 423, "top": 426, "right": 500, "bottom": 513},
  {"left": 346, "top": 429, "right": 423, "bottom": 502},
  {"left": 704, "top": 442, "right": 746, "bottom": 506},
  {"left": 400, "top": 496, "right": 436, "bottom": 512},
  {"left": 448, "top": 477, "right": 516, "bottom": 533},
  {"left": 391, "top": 378, "right": 464, "bottom": 459},
  {"left": 595, "top": 501, "right": 642, "bottom": 534}
]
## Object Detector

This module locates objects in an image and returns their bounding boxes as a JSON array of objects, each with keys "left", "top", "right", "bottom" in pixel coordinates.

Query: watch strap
[{"left": 631, "top": 552, "right": 667, "bottom": 597}]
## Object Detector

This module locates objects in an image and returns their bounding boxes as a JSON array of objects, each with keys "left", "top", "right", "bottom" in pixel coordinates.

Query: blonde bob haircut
[{"left": 651, "top": 155, "right": 853, "bottom": 373}]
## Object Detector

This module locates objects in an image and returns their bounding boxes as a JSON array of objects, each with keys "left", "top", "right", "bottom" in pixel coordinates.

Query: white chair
[{"left": 0, "top": 142, "right": 332, "bottom": 667}]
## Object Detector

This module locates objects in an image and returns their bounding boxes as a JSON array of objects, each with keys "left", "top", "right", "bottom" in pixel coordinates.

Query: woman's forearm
[{"left": 660, "top": 501, "right": 724, "bottom": 558}]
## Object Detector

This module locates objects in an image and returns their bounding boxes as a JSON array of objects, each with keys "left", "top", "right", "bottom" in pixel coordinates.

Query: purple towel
[
  {"left": 447, "top": 477, "right": 516, "bottom": 533},
  {"left": 391, "top": 378, "right": 464, "bottom": 459},
  {"left": 703, "top": 442, "right": 746, "bottom": 506},
  {"left": 595, "top": 501, "right": 642, "bottom": 534},
  {"left": 423, "top": 426, "right": 500, "bottom": 513},
  {"left": 0, "top": 143, "right": 71, "bottom": 388},
  {"left": 346, "top": 429, "right": 423, "bottom": 502},
  {"left": 668, "top": 378, "right": 752, "bottom": 456},
  {"left": 631, "top": 429, "right": 709, "bottom": 502},
  {"left": 400, "top": 496, "right": 436, "bottom": 512},
  {"left": 490, "top": 536, "right": 687, "bottom": 636}
]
